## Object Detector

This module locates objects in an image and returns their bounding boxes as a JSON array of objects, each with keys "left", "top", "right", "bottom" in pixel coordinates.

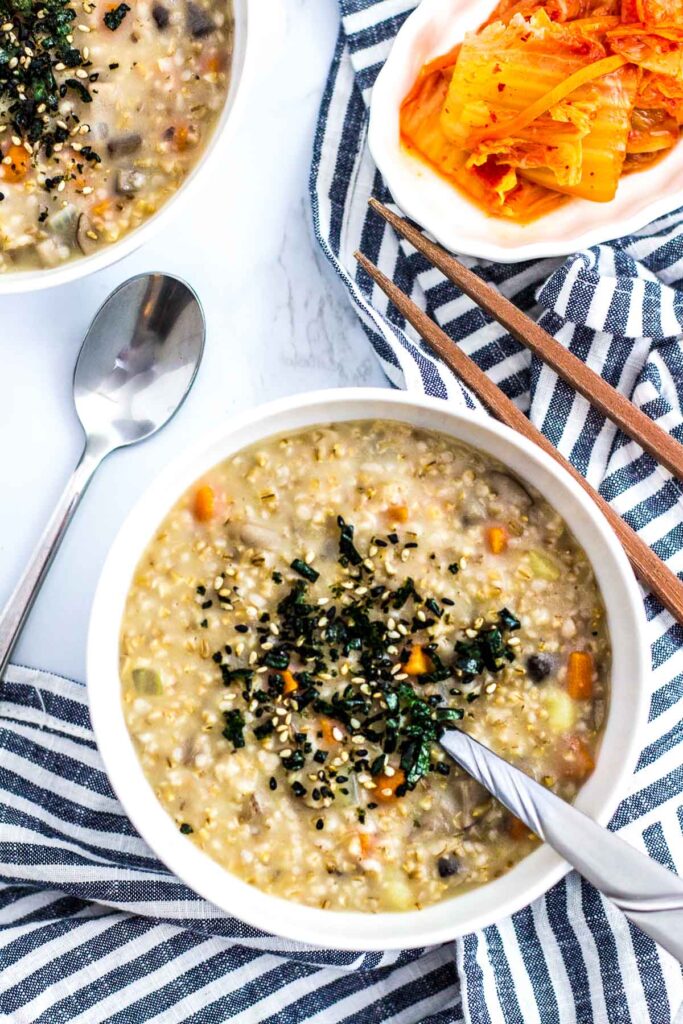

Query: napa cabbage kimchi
[{"left": 399, "top": 0, "right": 683, "bottom": 220}]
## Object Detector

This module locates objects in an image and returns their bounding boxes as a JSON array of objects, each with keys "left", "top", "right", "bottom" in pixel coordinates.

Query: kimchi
[{"left": 399, "top": 0, "right": 683, "bottom": 221}]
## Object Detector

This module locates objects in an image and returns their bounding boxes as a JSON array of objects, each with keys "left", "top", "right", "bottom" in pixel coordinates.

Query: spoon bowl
[
  {"left": 0, "top": 272, "right": 205, "bottom": 677},
  {"left": 74, "top": 274, "right": 204, "bottom": 451}
]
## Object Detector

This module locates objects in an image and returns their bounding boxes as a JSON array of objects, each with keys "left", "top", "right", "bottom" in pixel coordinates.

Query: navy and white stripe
[
  {"left": 310, "top": 2, "right": 683, "bottom": 1022},
  {"left": 1, "top": 0, "right": 683, "bottom": 1020},
  {"left": 1, "top": 667, "right": 462, "bottom": 1022}
]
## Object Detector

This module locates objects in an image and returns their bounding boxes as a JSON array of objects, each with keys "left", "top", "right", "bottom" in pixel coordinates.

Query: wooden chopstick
[
  {"left": 354, "top": 248, "right": 683, "bottom": 624},
  {"left": 368, "top": 197, "right": 683, "bottom": 482}
]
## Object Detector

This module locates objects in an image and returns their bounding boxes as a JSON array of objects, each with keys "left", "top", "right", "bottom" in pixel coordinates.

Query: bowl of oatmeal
[
  {"left": 87, "top": 389, "right": 648, "bottom": 950},
  {"left": 0, "top": 0, "right": 255, "bottom": 290}
]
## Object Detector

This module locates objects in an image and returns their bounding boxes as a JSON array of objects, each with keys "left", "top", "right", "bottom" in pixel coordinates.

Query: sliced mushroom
[
  {"left": 186, "top": 1, "right": 215, "bottom": 36},
  {"left": 116, "top": 168, "right": 145, "bottom": 194},
  {"left": 152, "top": 2, "right": 169, "bottom": 27},
  {"left": 107, "top": 133, "right": 142, "bottom": 158},
  {"left": 592, "top": 697, "right": 606, "bottom": 730},
  {"left": 76, "top": 214, "right": 98, "bottom": 255},
  {"left": 488, "top": 471, "right": 533, "bottom": 509},
  {"left": 235, "top": 520, "right": 280, "bottom": 551},
  {"left": 237, "top": 794, "right": 261, "bottom": 823},
  {"left": 526, "top": 653, "right": 554, "bottom": 683},
  {"left": 437, "top": 854, "right": 459, "bottom": 878}
]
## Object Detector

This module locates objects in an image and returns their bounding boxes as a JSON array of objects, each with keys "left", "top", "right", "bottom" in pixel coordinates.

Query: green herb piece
[
  {"left": 281, "top": 749, "right": 305, "bottom": 771},
  {"left": 131, "top": 667, "right": 162, "bottom": 695},
  {"left": 391, "top": 577, "right": 417, "bottom": 610},
  {"left": 337, "top": 515, "right": 362, "bottom": 566},
  {"left": 104, "top": 3, "right": 130, "bottom": 29},
  {"left": 272, "top": 571, "right": 283, "bottom": 584},
  {"left": 222, "top": 709, "right": 245, "bottom": 749},
  {"left": 425, "top": 597, "right": 443, "bottom": 618},
  {"left": 253, "top": 720, "right": 275, "bottom": 741},
  {"left": 264, "top": 648, "right": 290, "bottom": 670},
  {"left": 291, "top": 559, "right": 319, "bottom": 582},
  {"left": 499, "top": 607, "right": 521, "bottom": 631},
  {"left": 220, "top": 666, "right": 253, "bottom": 686},
  {"left": 448, "top": 562, "right": 459, "bottom": 575},
  {"left": 179, "top": 822, "right": 193, "bottom": 835}
]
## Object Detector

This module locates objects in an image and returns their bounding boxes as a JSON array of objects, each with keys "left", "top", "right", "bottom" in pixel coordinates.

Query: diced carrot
[
  {"left": 1, "top": 144, "right": 30, "bottom": 183},
  {"left": 404, "top": 644, "right": 434, "bottom": 676},
  {"left": 386, "top": 504, "right": 409, "bottom": 523},
  {"left": 486, "top": 525, "right": 508, "bottom": 554},
  {"left": 320, "top": 718, "right": 344, "bottom": 745},
  {"left": 91, "top": 198, "right": 111, "bottom": 219},
  {"left": 358, "top": 832, "right": 376, "bottom": 857},
  {"left": 200, "top": 49, "right": 226, "bottom": 74},
  {"left": 374, "top": 768, "right": 406, "bottom": 802},
  {"left": 567, "top": 651, "right": 593, "bottom": 700},
  {"left": 171, "top": 124, "right": 199, "bottom": 152},
  {"left": 280, "top": 670, "right": 298, "bottom": 695},
  {"left": 508, "top": 815, "right": 531, "bottom": 840},
  {"left": 560, "top": 736, "right": 595, "bottom": 780},
  {"left": 193, "top": 484, "right": 215, "bottom": 522}
]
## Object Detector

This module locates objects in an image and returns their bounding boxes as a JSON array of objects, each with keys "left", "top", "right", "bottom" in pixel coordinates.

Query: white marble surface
[{"left": 0, "top": 0, "right": 387, "bottom": 684}]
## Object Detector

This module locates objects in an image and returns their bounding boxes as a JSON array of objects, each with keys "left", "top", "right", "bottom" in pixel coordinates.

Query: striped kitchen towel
[{"left": 309, "top": 1, "right": 683, "bottom": 1022}]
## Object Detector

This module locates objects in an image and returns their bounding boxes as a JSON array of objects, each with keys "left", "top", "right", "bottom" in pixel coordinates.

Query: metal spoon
[
  {"left": 440, "top": 729, "right": 683, "bottom": 963},
  {"left": 0, "top": 272, "right": 205, "bottom": 678}
]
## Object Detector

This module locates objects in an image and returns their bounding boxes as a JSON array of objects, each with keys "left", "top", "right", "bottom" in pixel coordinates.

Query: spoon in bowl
[
  {"left": 0, "top": 272, "right": 205, "bottom": 678},
  {"left": 440, "top": 728, "right": 683, "bottom": 963}
]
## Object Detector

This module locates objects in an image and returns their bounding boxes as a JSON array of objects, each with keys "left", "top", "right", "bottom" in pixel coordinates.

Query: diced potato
[
  {"left": 545, "top": 687, "right": 576, "bottom": 733},
  {"left": 380, "top": 867, "right": 415, "bottom": 911},
  {"left": 528, "top": 549, "right": 560, "bottom": 581},
  {"left": 132, "top": 667, "right": 163, "bottom": 695}
]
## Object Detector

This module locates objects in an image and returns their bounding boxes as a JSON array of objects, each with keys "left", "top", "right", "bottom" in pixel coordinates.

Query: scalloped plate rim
[{"left": 368, "top": 0, "right": 683, "bottom": 263}]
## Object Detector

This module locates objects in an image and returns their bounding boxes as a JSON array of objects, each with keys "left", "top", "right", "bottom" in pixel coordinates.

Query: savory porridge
[
  {"left": 121, "top": 421, "right": 609, "bottom": 913},
  {"left": 0, "top": 0, "right": 233, "bottom": 271}
]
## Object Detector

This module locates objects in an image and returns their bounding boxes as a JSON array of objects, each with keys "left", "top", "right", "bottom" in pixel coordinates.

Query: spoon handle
[
  {"left": 440, "top": 729, "right": 683, "bottom": 963},
  {"left": 0, "top": 441, "right": 106, "bottom": 679}
]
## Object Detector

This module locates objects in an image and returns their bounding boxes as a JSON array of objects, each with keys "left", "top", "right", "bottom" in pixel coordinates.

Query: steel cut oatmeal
[{"left": 121, "top": 420, "right": 610, "bottom": 912}]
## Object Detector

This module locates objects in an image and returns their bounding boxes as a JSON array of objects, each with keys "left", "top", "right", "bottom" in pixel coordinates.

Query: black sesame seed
[
  {"left": 316, "top": 819, "right": 324, "bottom": 830},
  {"left": 235, "top": 624, "right": 249, "bottom": 634},
  {"left": 179, "top": 823, "right": 193, "bottom": 835},
  {"left": 269, "top": 777, "right": 277, "bottom": 791}
]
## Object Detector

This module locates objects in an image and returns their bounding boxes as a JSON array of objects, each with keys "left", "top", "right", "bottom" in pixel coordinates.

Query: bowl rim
[
  {"left": 0, "top": 0, "right": 256, "bottom": 295},
  {"left": 368, "top": 0, "right": 683, "bottom": 263},
  {"left": 87, "top": 387, "right": 650, "bottom": 951}
]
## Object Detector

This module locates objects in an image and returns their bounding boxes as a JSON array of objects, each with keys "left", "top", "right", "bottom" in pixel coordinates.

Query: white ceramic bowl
[
  {"left": 368, "top": 0, "right": 683, "bottom": 262},
  {"left": 88, "top": 388, "right": 649, "bottom": 951},
  {"left": 0, "top": 0, "right": 258, "bottom": 295}
]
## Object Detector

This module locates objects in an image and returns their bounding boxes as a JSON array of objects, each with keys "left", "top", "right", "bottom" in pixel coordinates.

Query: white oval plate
[{"left": 368, "top": 0, "right": 683, "bottom": 263}]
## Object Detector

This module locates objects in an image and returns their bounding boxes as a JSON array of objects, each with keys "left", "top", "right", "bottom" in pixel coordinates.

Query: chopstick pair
[{"left": 355, "top": 198, "right": 683, "bottom": 625}]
